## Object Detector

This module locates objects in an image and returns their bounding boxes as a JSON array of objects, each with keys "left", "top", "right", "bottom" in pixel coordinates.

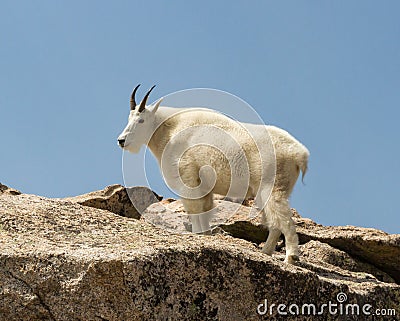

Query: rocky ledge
[{"left": 0, "top": 183, "right": 399, "bottom": 320}]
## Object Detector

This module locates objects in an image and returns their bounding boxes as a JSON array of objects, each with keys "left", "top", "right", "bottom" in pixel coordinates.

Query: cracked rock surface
[{"left": 0, "top": 183, "right": 399, "bottom": 320}]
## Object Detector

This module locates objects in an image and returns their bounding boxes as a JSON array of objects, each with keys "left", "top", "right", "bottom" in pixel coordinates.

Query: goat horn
[
  {"left": 130, "top": 84, "right": 141, "bottom": 110},
  {"left": 138, "top": 85, "right": 156, "bottom": 112}
]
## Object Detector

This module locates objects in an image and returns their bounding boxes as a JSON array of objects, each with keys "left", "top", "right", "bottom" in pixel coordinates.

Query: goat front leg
[{"left": 181, "top": 193, "right": 214, "bottom": 234}]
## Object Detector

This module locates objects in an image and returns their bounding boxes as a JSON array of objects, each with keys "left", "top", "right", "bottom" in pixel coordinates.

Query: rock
[
  {"left": 143, "top": 199, "right": 254, "bottom": 234},
  {"left": 64, "top": 184, "right": 162, "bottom": 219},
  {"left": 0, "top": 183, "right": 21, "bottom": 195},
  {"left": 295, "top": 221, "right": 400, "bottom": 284},
  {"left": 0, "top": 188, "right": 399, "bottom": 320},
  {"left": 144, "top": 199, "right": 400, "bottom": 283},
  {"left": 300, "top": 240, "right": 395, "bottom": 283},
  {"left": 219, "top": 207, "right": 400, "bottom": 284}
]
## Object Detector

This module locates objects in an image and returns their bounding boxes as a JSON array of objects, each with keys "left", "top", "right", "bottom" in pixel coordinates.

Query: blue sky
[{"left": 1, "top": 1, "right": 399, "bottom": 233}]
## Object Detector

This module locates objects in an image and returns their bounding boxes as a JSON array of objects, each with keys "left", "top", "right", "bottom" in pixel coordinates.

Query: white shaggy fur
[{"left": 118, "top": 97, "right": 309, "bottom": 264}]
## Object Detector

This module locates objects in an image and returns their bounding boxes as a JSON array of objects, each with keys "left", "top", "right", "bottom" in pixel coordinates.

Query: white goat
[{"left": 118, "top": 85, "right": 309, "bottom": 264}]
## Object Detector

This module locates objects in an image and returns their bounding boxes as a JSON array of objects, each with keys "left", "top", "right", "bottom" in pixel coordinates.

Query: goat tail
[{"left": 298, "top": 147, "right": 310, "bottom": 184}]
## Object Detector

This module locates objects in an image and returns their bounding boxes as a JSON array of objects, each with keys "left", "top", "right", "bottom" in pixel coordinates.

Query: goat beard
[{"left": 124, "top": 143, "right": 142, "bottom": 154}]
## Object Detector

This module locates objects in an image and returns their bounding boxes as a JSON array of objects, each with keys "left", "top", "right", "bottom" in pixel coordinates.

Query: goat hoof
[
  {"left": 183, "top": 222, "right": 192, "bottom": 232},
  {"left": 284, "top": 255, "right": 299, "bottom": 264},
  {"left": 261, "top": 247, "right": 274, "bottom": 255},
  {"left": 261, "top": 250, "right": 273, "bottom": 256}
]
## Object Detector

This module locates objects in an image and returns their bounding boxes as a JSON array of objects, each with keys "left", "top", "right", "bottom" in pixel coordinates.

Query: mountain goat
[{"left": 118, "top": 85, "right": 309, "bottom": 264}]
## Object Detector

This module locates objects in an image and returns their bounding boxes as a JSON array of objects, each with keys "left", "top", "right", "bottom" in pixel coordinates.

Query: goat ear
[{"left": 151, "top": 97, "right": 163, "bottom": 114}]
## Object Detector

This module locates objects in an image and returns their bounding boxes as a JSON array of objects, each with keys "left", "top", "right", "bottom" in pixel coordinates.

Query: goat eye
[{"left": 138, "top": 119, "right": 144, "bottom": 124}]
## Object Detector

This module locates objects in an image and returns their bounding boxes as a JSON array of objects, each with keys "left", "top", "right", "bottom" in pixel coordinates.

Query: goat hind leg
[
  {"left": 256, "top": 191, "right": 281, "bottom": 255},
  {"left": 261, "top": 228, "right": 281, "bottom": 255},
  {"left": 274, "top": 199, "right": 299, "bottom": 264},
  {"left": 264, "top": 196, "right": 299, "bottom": 264}
]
